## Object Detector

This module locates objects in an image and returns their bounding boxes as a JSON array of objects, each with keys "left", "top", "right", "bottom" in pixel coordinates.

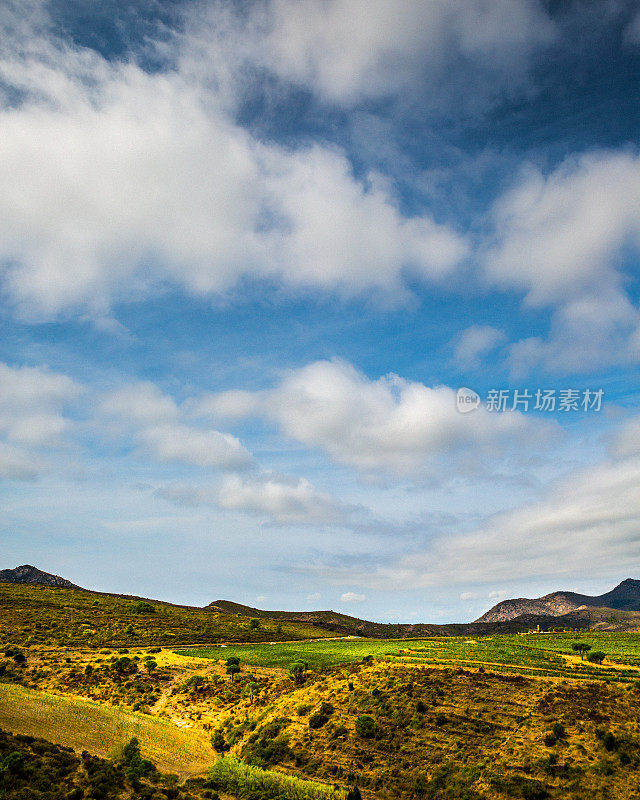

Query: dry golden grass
[{"left": 0, "top": 683, "right": 214, "bottom": 777}]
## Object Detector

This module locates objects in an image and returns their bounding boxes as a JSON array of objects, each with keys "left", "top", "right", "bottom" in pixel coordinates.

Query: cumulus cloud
[
  {"left": 486, "top": 151, "right": 640, "bottom": 373},
  {"left": 453, "top": 325, "right": 506, "bottom": 369},
  {"left": 193, "top": 358, "right": 552, "bottom": 474},
  {"left": 260, "top": 0, "right": 555, "bottom": 105},
  {"left": 0, "top": 361, "right": 81, "bottom": 479},
  {"left": 486, "top": 152, "right": 640, "bottom": 304},
  {"left": 100, "top": 382, "right": 252, "bottom": 470},
  {"left": 158, "top": 471, "right": 353, "bottom": 525},
  {"left": 0, "top": 3, "right": 468, "bottom": 320},
  {"left": 340, "top": 591, "right": 365, "bottom": 603}
]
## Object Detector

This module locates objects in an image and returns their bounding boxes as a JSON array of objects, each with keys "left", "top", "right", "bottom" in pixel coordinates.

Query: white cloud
[
  {"left": 194, "top": 358, "right": 552, "bottom": 474},
  {"left": 139, "top": 425, "right": 252, "bottom": 470},
  {"left": 488, "top": 589, "right": 507, "bottom": 600},
  {"left": 340, "top": 591, "right": 365, "bottom": 603},
  {"left": 101, "top": 382, "right": 252, "bottom": 470},
  {"left": 0, "top": 441, "right": 42, "bottom": 480},
  {"left": 486, "top": 151, "right": 640, "bottom": 373},
  {"left": 100, "top": 382, "right": 178, "bottom": 426},
  {"left": 158, "top": 471, "right": 352, "bottom": 525},
  {"left": 486, "top": 152, "right": 640, "bottom": 305},
  {"left": 0, "top": 6, "right": 467, "bottom": 320},
  {"left": 0, "top": 362, "right": 81, "bottom": 481},
  {"left": 453, "top": 325, "right": 506, "bottom": 369},
  {"left": 261, "top": 0, "right": 555, "bottom": 105},
  {"left": 320, "top": 449, "right": 640, "bottom": 590},
  {"left": 459, "top": 591, "right": 478, "bottom": 601},
  {"left": 0, "top": 361, "right": 81, "bottom": 480}
]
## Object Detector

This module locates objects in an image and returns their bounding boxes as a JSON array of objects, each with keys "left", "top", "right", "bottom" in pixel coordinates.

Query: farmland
[{"left": 178, "top": 631, "right": 640, "bottom": 681}]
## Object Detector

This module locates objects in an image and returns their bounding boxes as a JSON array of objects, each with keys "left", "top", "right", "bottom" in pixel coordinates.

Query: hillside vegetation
[{"left": 0, "top": 583, "right": 325, "bottom": 648}]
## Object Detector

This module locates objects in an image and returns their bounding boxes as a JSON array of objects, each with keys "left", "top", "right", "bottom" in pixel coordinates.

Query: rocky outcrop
[{"left": 0, "top": 564, "right": 80, "bottom": 589}]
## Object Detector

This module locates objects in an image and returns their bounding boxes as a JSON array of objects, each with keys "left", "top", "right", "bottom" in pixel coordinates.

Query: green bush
[
  {"left": 354, "top": 715, "right": 376, "bottom": 738},
  {"left": 297, "top": 703, "right": 312, "bottom": 716},
  {"left": 129, "top": 601, "right": 155, "bottom": 614},
  {"left": 308, "top": 713, "right": 329, "bottom": 730}
]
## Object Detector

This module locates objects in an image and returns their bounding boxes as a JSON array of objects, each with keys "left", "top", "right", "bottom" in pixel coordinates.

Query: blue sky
[{"left": 2, "top": 0, "right": 640, "bottom": 621}]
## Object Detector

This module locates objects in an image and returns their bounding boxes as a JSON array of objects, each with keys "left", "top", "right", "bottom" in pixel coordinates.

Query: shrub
[
  {"left": 603, "top": 732, "right": 618, "bottom": 751},
  {"left": 211, "top": 729, "right": 229, "bottom": 754},
  {"left": 435, "top": 713, "right": 447, "bottom": 726},
  {"left": 129, "top": 601, "right": 155, "bottom": 614},
  {"left": 112, "top": 656, "right": 137, "bottom": 675},
  {"left": 544, "top": 733, "right": 556, "bottom": 747},
  {"left": 318, "top": 702, "right": 334, "bottom": 716},
  {"left": 416, "top": 701, "right": 426, "bottom": 713},
  {"left": 552, "top": 722, "right": 565, "bottom": 739},
  {"left": 249, "top": 619, "right": 260, "bottom": 630},
  {"left": 297, "top": 703, "right": 312, "bottom": 716},
  {"left": 308, "top": 713, "right": 329, "bottom": 730},
  {"left": 355, "top": 715, "right": 376, "bottom": 738}
]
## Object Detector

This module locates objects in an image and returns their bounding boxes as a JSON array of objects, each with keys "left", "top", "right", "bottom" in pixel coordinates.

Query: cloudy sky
[{"left": 2, "top": 0, "right": 640, "bottom": 621}]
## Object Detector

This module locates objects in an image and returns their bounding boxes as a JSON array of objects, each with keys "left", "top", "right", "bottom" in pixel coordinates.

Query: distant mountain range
[
  {"left": 3, "top": 565, "right": 640, "bottom": 636},
  {"left": 0, "top": 564, "right": 81, "bottom": 589},
  {"left": 475, "top": 578, "right": 640, "bottom": 622}
]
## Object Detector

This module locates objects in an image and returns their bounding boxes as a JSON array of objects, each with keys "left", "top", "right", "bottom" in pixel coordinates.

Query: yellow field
[{"left": 0, "top": 684, "right": 213, "bottom": 777}]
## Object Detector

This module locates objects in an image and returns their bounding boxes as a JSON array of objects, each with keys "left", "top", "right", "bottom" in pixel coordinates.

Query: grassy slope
[
  {"left": 0, "top": 683, "right": 213, "bottom": 776},
  {"left": 0, "top": 582, "right": 325, "bottom": 648},
  {"left": 189, "top": 657, "right": 640, "bottom": 799}
]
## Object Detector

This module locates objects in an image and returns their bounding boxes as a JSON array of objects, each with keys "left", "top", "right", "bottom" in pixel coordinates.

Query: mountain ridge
[
  {"left": 3, "top": 565, "right": 640, "bottom": 635},
  {"left": 476, "top": 578, "right": 640, "bottom": 622}
]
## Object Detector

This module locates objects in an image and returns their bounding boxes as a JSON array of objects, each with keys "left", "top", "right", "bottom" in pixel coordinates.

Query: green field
[
  {"left": 178, "top": 631, "right": 640, "bottom": 681},
  {"left": 0, "top": 683, "right": 213, "bottom": 776}
]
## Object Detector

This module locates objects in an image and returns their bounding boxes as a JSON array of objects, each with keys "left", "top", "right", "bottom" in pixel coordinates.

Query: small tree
[
  {"left": 227, "top": 663, "right": 241, "bottom": 681},
  {"left": 289, "top": 660, "right": 308, "bottom": 684},
  {"left": 571, "top": 642, "right": 592, "bottom": 660},
  {"left": 587, "top": 650, "right": 605, "bottom": 664}
]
